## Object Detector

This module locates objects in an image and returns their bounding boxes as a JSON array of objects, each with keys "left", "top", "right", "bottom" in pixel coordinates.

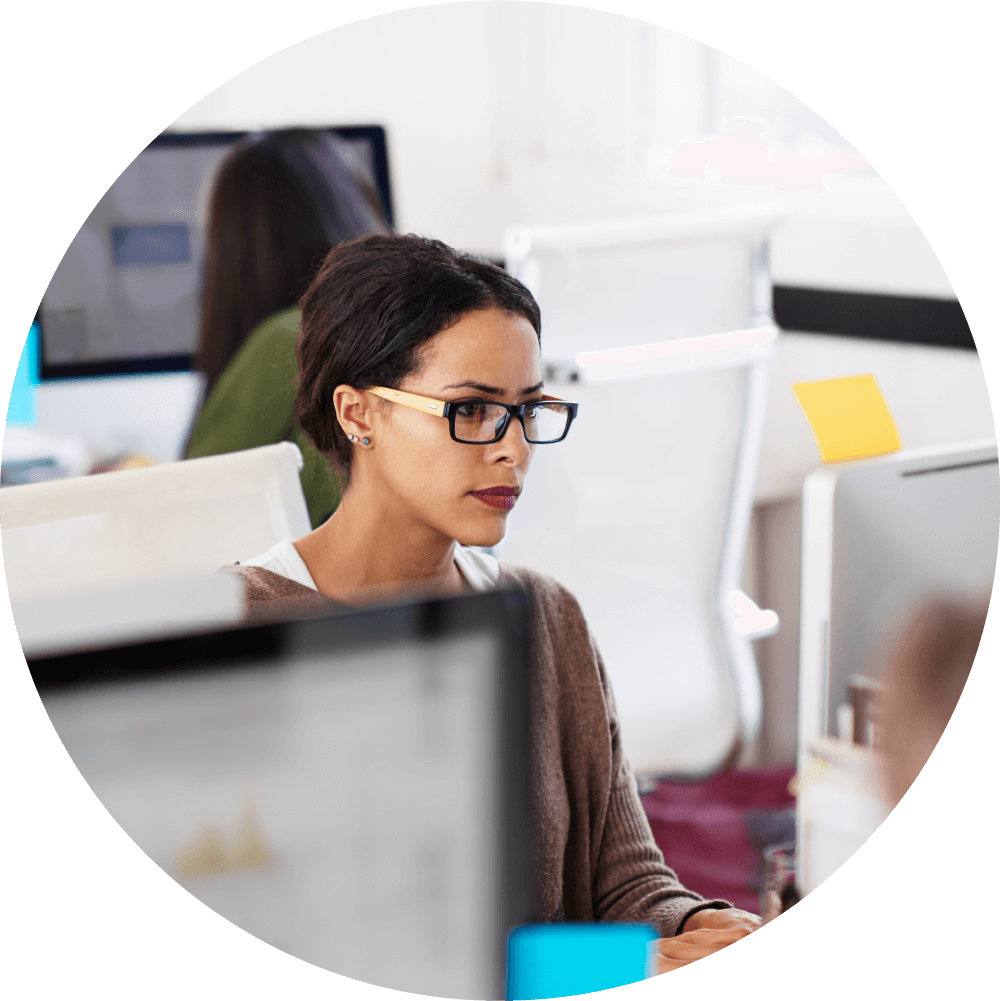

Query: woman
[
  {"left": 186, "top": 128, "right": 390, "bottom": 527},
  {"left": 228, "top": 234, "right": 761, "bottom": 973}
]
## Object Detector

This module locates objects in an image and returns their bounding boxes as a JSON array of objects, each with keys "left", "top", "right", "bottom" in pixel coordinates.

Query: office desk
[{"left": 796, "top": 738, "right": 888, "bottom": 896}]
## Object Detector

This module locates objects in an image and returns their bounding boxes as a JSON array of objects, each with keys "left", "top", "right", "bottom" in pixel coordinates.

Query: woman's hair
[
  {"left": 295, "top": 233, "right": 541, "bottom": 474},
  {"left": 195, "top": 128, "right": 389, "bottom": 395}
]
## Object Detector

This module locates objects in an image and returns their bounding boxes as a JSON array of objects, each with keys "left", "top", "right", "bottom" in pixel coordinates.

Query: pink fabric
[{"left": 641, "top": 766, "right": 796, "bottom": 915}]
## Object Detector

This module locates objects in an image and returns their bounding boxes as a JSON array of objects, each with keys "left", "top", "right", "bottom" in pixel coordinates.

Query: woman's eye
[{"left": 456, "top": 402, "right": 490, "bottom": 420}]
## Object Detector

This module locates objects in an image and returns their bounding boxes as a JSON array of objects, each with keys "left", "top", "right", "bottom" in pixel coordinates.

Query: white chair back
[
  {"left": 497, "top": 207, "right": 783, "bottom": 780},
  {"left": 1, "top": 442, "right": 309, "bottom": 602},
  {"left": 503, "top": 202, "right": 784, "bottom": 363}
]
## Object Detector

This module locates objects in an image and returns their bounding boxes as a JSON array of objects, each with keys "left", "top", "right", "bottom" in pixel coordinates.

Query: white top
[{"left": 238, "top": 538, "right": 501, "bottom": 593}]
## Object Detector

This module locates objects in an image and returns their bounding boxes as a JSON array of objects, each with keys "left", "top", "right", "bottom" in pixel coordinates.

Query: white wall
[
  {"left": 758, "top": 332, "right": 995, "bottom": 502},
  {"left": 171, "top": 2, "right": 954, "bottom": 298}
]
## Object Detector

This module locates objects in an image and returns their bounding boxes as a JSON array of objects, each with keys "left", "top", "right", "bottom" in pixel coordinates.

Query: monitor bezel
[
  {"left": 29, "top": 585, "right": 533, "bottom": 997},
  {"left": 38, "top": 125, "right": 394, "bottom": 382}
]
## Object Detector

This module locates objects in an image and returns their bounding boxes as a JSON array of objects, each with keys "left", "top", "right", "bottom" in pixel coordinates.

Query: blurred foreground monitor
[
  {"left": 36, "top": 126, "right": 392, "bottom": 380},
  {"left": 30, "top": 588, "right": 531, "bottom": 999}
]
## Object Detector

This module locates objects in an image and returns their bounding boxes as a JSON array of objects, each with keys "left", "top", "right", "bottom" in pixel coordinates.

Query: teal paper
[
  {"left": 7, "top": 324, "right": 39, "bottom": 426},
  {"left": 507, "top": 923, "right": 657, "bottom": 999}
]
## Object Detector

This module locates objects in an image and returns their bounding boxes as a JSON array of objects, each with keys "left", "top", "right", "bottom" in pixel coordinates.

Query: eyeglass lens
[{"left": 452, "top": 401, "right": 571, "bottom": 443}]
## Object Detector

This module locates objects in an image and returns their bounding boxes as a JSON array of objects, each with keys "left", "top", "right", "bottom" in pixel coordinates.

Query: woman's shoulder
[
  {"left": 251, "top": 306, "right": 300, "bottom": 340},
  {"left": 223, "top": 564, "right": 340, "bottom": 622},
  {"left": 232, "top": 307, "right": 300, "bottom": 368},
  {"left": 497, "top": 562, "right": 576, "bottom": 599},
  {"left": 239, "top": 538, "right": 317, "bottom": 590},
  {"left": 497, "top": 564, "right": 608, "bottom": 703},
  {"left": 212, "top": 309, "right": 301, "bottom": 381},
  {"left": 187, "top": 308, "right": 302, "bottom": 459},
  {"left": 497, "top": 564, "right": 589, "bottom": 631}
]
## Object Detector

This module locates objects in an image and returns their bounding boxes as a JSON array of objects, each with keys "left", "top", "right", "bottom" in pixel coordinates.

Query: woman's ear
[{"left": 333, "top": 385, "right": 374, "bottom": 441}]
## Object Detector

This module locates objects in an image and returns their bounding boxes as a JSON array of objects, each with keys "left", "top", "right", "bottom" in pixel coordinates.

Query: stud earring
[{"left": 362, "top": 438, "right": 370, "bottom": 446}]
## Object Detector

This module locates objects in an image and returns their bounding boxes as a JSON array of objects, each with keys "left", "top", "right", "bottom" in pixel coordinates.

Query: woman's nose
[{"left": 490, "top": 414, "right": 532, "bottom": 464}]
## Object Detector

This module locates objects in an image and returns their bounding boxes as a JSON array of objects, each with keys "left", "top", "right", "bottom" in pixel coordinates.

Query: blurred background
[{"left": 4, "top": 0, "right": 995, "bottom": 970}]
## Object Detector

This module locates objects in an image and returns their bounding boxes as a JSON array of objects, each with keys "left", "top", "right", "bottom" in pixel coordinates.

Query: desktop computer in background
[
  {"left": 37, "top": 126, "right": 392, "bottom": 380},
  {"left": 796, "top": 440, "right": 999, "bottom": 896},
  {"left": 30, "top": 588, "right": 532, "bottom": 1000},
  {"left": 22, "top": 126, "right": 392, "bottom": 466}
]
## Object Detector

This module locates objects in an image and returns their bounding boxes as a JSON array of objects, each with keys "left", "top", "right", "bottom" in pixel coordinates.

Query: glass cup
[{"left": 760, "top": 841, "right": 798, "bottom": 924}]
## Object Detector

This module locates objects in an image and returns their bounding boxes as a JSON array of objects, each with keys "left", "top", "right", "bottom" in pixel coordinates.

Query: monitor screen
[
  {"left": 31, "top": 589, "right": 531, "bottom": 999},
  {"left": 798, "top": 441, "right": 999, "bottom": 767},
  {"left": 826, "top": 446, "right": 999, "bottom": 735},
  {"left": 37, "top": 127, "right": 392, "bottom": 380}
]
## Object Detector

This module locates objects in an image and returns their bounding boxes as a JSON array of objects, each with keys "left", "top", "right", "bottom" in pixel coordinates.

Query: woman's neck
[{"left": 293, "top": 480, "right": 466, "bottom": 605}]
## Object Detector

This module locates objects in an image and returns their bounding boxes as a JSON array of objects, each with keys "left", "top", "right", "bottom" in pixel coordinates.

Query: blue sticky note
[
  {"left": 7, "top": 323, "right": 40, "bottom": 426},
  {"left": 507, "top": 923, "right": 657, "bottom": 1000}
]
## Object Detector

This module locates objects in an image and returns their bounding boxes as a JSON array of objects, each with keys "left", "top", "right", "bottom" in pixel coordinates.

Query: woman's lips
[{"left": 469, "top": 486, "right": 520, "bottom": 511}]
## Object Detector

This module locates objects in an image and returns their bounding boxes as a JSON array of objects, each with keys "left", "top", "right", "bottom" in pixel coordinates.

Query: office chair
[
  {"left": 0, "top": 442, "right": 310, "bottom": 602},
  {"left": 496, "top": 204, "right": 783, "bottom": 781}
]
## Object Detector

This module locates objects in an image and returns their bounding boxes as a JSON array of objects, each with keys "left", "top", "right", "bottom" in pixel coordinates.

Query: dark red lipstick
[{"left": 469, "top": 486, "right": 520, "bottom": 510}]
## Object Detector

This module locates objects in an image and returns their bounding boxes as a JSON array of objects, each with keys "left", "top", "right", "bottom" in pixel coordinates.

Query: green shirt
[{"left": 186, "top": 308, "right": 341, "bottom": 528}]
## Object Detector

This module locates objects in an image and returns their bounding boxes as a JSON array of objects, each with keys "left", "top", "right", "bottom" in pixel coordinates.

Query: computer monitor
[
  {"left": 36, "top": 126, "right": 393, "bottom": 381},
  {"left": 31, "top": 588, "right": 532, "bottom": 1000},
  {"left": 797, "top": 440, "right": 999, "bottom": 771}
]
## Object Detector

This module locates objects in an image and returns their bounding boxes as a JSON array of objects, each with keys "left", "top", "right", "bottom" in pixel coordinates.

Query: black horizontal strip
[
  {"left": 772, "top": 285, "right": 976, "bottom": 351},
  {"left": 901, "top": 457, "right": 998, "bottom": 478},
  {"left": 148, "top": 131, "right": 246, "bottom": 149},
  {"left": 29, "top": 620, "right": 282, "bottom": 691},
  {"left": 29, "top": 587, "right": 528, "bottom": 693},
  {"left": 40, "top": 353, "right": 194, "bottom": 381}
]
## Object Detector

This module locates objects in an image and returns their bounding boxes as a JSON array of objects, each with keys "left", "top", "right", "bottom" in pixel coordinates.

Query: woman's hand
[
  {"left": 654, "top": 908, "right": 761, "bottom": 974},
  {"left": 654, "top": 928, "right": 745, "bottom": 973},
  {"left": 683, "top": 906, "right": 761, "bottom": 937}
]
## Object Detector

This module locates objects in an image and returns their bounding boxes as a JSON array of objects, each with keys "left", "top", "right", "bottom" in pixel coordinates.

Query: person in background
[
  {"left": 185, "top": 128, "right": 390, "bottom": 528},
  {"left": 878, "top": 601, "right": 987, "bottom": 808}
]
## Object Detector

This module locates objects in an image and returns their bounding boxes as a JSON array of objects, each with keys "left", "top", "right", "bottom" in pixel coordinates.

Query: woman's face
[{"left": 363, "top": 308, "right": 543, "bottom": 548}]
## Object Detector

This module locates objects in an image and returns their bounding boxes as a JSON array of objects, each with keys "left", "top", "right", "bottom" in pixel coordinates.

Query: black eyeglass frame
[
  {"left": 367, "top": 386, "right": 578, "bottom": 445},
  {"left": 442, "top": 398, "right": 580, "bottom": 445}
]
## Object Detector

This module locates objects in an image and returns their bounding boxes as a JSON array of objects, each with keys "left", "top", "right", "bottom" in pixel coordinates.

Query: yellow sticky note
[{"left": 791, "top": 374, "right": 902, "bottom": 464}]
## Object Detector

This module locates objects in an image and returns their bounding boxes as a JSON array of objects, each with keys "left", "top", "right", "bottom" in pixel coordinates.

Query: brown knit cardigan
[{"left": 225, "top": 561, "right": 732, "bottom": 937}]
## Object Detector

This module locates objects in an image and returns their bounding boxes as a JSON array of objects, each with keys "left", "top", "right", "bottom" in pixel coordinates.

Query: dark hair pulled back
[{"left": 295, "top": 233, "right": 541, "bottom": 474}]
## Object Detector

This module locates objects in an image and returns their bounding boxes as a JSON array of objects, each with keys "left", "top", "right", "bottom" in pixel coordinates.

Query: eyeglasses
[{"left": 369, "top": 387, "right": 578, "bottom": 444}]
